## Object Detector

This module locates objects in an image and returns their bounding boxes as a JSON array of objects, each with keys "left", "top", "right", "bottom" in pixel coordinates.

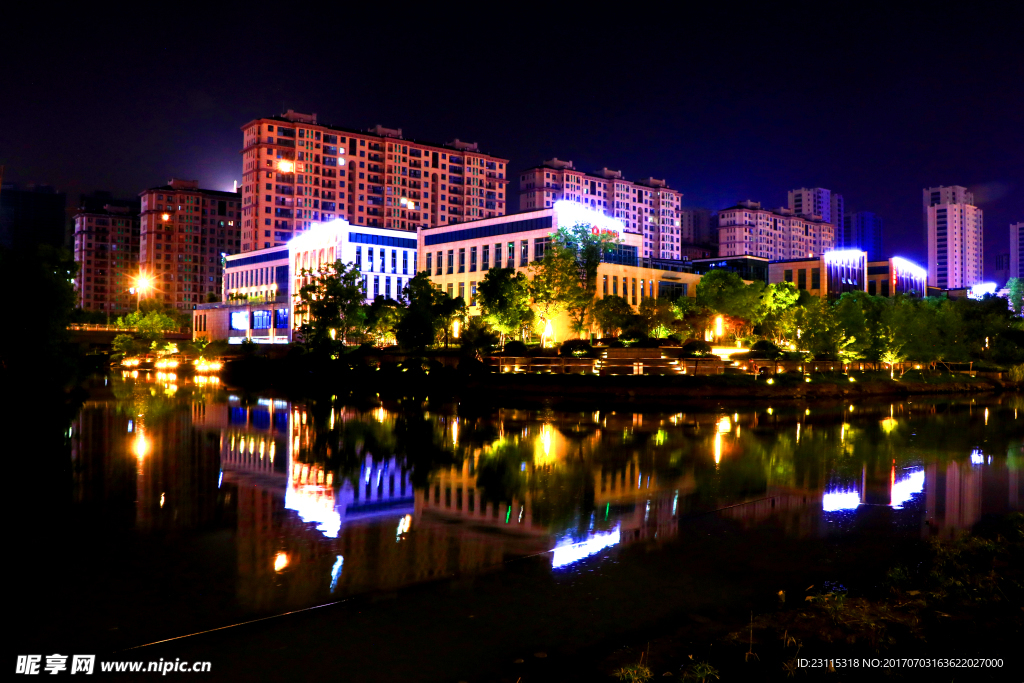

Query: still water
[{"left": 30, "top": 374, "right": 1024, "bottom": 660}]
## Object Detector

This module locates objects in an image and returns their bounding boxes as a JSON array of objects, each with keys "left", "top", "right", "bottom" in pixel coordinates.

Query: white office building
[
  {"left": 194, "top": 218, "right": 417, "bottom": 343},
  {"left": 924, "top": 186, "right": 983, "bottom": 288}
]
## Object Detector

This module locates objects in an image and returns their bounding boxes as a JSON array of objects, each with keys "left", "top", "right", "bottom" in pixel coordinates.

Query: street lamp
[{"left": 131, "top": 273, "right": 154, "bottom": 311}]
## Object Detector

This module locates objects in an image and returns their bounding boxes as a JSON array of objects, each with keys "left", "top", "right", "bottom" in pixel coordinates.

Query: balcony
[
  {"left": 448, "top": 166, "right": 463, "bottom": 175},
  {"left": 368, "top": 185, "right": 384, "bottom": 195}
]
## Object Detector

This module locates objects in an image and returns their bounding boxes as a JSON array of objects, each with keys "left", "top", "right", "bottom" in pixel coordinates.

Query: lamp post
[{"left": 132, "top": 274, "right": 154, "bottom": 312}]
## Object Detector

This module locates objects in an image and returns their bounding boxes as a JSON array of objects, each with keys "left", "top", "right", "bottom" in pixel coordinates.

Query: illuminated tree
[
  {"left": 477, "top": 267, "right": 533, "bottom": 347},
  {"left": 293, "top": 260, "right": 367, "bottom": 356}
]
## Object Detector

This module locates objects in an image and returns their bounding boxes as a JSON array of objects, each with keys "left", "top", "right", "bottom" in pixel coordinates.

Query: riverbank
[
  {"left": 589, "top": 512, "right": 1023, "bottom": 682},
  {"left": 219, "top": 354, "right": 1020, "bottom": 404}
]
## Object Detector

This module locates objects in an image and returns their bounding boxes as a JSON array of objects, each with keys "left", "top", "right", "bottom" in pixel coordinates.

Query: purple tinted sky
[{"left": 2, "top": 4, "right": 1021, "bottom": 274}]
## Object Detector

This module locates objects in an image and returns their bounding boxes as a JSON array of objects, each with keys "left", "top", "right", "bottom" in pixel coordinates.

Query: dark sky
[{"left": 2, "top": 3, "right": 1021, "bottom": 274}]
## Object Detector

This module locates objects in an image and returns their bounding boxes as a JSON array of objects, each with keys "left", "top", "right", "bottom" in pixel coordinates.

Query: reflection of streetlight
[
  {"left": 277, "top": 160, "right": 294, "bottom": 173},
  {"left": 133, "top": 431, "right": 150, "bottom": 461},
  {"left": 274, "top": 552, "right": 289, "bottom": 572}
]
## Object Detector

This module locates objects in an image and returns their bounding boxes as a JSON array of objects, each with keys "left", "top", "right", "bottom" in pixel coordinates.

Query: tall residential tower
[
  {"left": 518, "top": 159, "right": 683, "bottom": 259},
  {"left": 239, "top": 110, "right": 509, "bottom": 252},
  {"left": 923, "top": 185, "right": 983, "bottom": 288},
  {"left": 788, "top": 187, "right": 844, "bottom": 245},
  {"left": 138, "top": 179, "right": 242, "bottom": 309},
  {"left": 843, "top": 211, "right": 884, "bottom": 261},
  {"left": 1011, "top": 222, "right": 1024, "bottom": 280}
]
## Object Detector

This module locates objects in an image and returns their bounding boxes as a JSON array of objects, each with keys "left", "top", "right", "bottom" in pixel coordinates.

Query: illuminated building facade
[
  {"left": 139, "top": 179, "right": 241, "bottom": 309},
  {"left": 420, "top": 201, "right": 699, "bottom": 341},
  {"left": 1011, "top": 222, "right": 1023, "bottom": 280},
  {"left": 717, "top": 200, "right": 836, "bottom": 260},
  {"left": 923, "top": 185, "right": 983, "bottom": 288},
  {"left": 518, "top": 159, "right": 684, "bottom": 259},
  {"left": 788, "top": 187, "right": 844, "bottom": 245},
  {"left": 192, "top": 218, "right": 416, "bottom": 344},
  {"left": 72, "top": 193, "right": 140, "bottom": 313},
  {"left": 239, "top": 110, "right": 509, "bottom": 252},
  {"left": 768, "top": 250, "right": 868, "bottom": 300},
  {"left": 866, "top": 257, "right": 927, "bottom": 297}
]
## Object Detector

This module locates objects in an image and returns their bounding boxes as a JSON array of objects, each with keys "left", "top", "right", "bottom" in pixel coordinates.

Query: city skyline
[{"left": 1, "top": 5, "right": 1021, "bottom": 277}]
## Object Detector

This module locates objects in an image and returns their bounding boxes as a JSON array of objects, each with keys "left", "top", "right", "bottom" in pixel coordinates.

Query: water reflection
[{"left": 68, "top": 371, "right": 1023, "bottom": 624}]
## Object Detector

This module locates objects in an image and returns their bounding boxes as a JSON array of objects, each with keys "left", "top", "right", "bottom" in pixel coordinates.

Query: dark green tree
[{"left": 592, "top": 295, "right": 633, "bottom": 337}]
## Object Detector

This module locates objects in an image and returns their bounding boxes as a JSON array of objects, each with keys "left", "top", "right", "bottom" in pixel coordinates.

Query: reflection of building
[{"left": 923, "top": 457, "right": 1022, "bottom": 537}]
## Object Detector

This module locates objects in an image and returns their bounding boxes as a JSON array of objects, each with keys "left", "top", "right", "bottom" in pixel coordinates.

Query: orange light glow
[
  {"left": 274, "top": 552, "right": 289, "bottom": 572},
  {"left": 277, "top": 160, "right": 294, "bottom": 173}
]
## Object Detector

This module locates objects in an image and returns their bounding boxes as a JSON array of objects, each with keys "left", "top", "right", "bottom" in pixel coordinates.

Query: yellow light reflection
[
  {"left": 717, "top": 416, "right": 731, "bottom": 433},
  {"left": 274, "top": 552, "right": 289, "bottom": 572},
  {"left": 714, "top": 431, "right": 722, "bottom": 464},
  {"left": 133, "top": 432, "right": 150, "bottom": 460}
]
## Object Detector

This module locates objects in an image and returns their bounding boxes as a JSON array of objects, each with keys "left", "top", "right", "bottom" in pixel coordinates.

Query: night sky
[{"left": 2, "top": 4, "right": 1021, "bottom": 274}]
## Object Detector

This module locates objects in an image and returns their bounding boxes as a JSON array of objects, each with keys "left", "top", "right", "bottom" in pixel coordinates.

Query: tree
[
  {"left": 114, "top": 309, "right": 179, "bottom": 344},
  {"left": 546, "top": 223, "right": 620, "bottom": 337},
  {"left": 293, "top": 260, "right": 367, "bottom": 356},
  {"left": 111, "top": 334, "right": 145, "bottom": 359},
  {"left": 477, "top": 268, "right": 533, "bottom": 347},
  {"left": 365, "top": 296, "right": 404, "bottom": 347},
  {"left": 397, "top": 272, "right": 441, "bottom": 351},
  {"left": 528, "top": 244, "right": 578, "bottom": 342},
  {"left": 1008, "top": 278, "right": 1024, "bottom": 316},
  {"left": 695, "top": 269, "right": 764, "bottom": 328},
  {"left": 638, "top": 297, "right": 677, "bottom": 338},
  {"left": 593, "top": 296, "right": 633, "bottom": 337}
]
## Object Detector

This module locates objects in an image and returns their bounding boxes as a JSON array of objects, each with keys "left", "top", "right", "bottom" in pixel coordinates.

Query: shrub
[
  {"left": 559, "top": 339, "right": 594, "bottom": 357},
  {"left": 681, "top": 339, "right": 712, "bottom": 357},
  {"left": 1009, "top": 363, "right": 1024, "bottom": 382},
  {"left": 749, "top": 339, "right": 782, "bottom": 359},
  {"left": 502, "top": 340, "right": 529, "bottom": 356}
]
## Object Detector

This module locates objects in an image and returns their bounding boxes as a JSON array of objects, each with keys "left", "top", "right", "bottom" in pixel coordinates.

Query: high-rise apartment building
[
  {"left": 139, "top": 179, "right": 242, "bottom": 309},
  {"left": 1011, "top": 222, "right": 1024, "bottom": 280},
  {"left": 843, "top": 211, "right": 883, "bottom": 261},
  {"left": 679, "top": 208, "right": 716, "bottom": 245},
  {"left": 788, "top": 187, "right": 844, "bottom": 246},
  {"left": 923, "top": 185, "right": 983, "bottom": 288},
  {"left": 518, "top": 159, "right": 683, "bottom": 259},
  {"left": 993, "top": 253, "right": 1010, "bottom": 286},
  {"left": 717, "top": 200, "right": 835, "bottom": 260},
  {"left": 239, "top": 110, "right": 509, "bottom": 252},
  {"left": 72, "top": 192, "right": 140, "bottom": 313}
]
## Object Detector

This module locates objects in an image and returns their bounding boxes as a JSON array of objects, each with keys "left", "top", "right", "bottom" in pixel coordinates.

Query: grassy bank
[{"left": 597, "top": 513, "right": 1023, "bottom": 682}]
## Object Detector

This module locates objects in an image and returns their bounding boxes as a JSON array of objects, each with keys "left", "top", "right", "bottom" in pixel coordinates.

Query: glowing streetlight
[
  {"left": 715, "top": 315, "right": 724, "bottom": 338},
  {"left": 132, "top": 274, "right": 154, "bottom": 311},
  {"left": 274, "top": 552, "right": 289, "bottom": 572},
  {"left": 161, "top": 213, "right": 170, "bottom": 221},
  {"left": 277, "top": 160, "right": 294, "bottom": 173}
]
